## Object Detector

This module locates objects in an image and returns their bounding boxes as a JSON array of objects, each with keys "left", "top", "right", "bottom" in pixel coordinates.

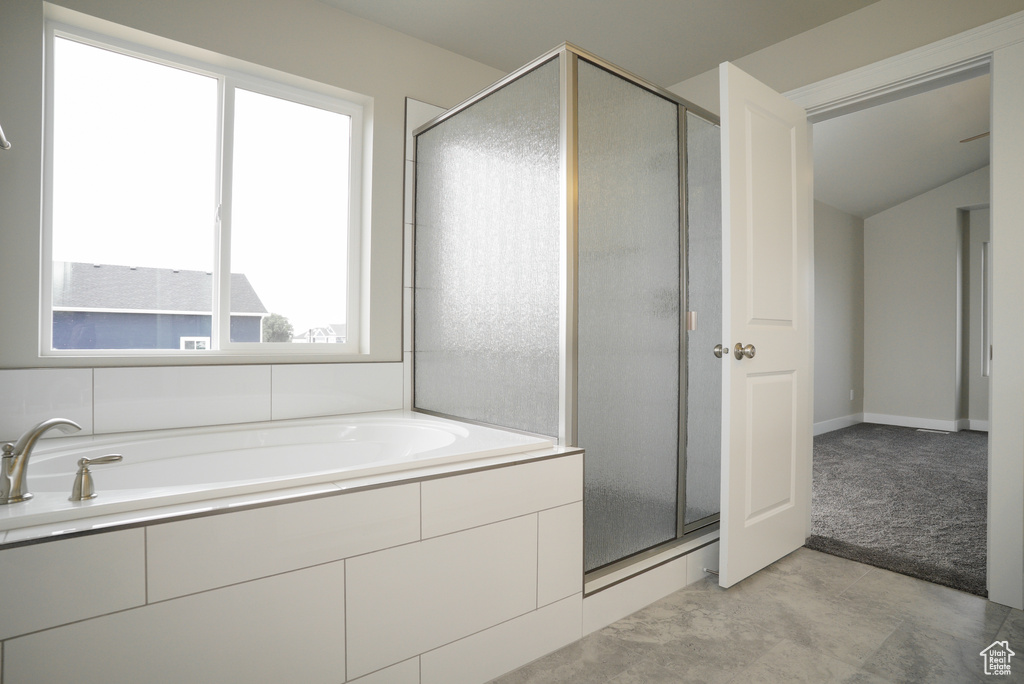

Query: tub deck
[{"left": 0, "top": 410, "right": 557, "bottom": 544}]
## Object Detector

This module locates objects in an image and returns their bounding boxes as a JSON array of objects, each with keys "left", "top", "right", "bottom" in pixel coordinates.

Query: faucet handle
[
  {"left": 80, "top": 454, "right": 123, "bottom": 467},
  {"left": 69, "top": 454, "right": 123, "bottom": 502}
]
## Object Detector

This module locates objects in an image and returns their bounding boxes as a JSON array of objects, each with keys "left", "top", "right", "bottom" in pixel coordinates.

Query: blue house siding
[
  {"left": 230, "top": 315, "right": 262, "bottom": 343},
  {"left": 53, "top": 312, "right": 261, "bottom": 349}
]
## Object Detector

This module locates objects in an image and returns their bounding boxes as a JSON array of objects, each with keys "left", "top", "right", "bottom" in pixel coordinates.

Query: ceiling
[
  {"left": 322, "top": 0, "right": 990, "bottom": 218},
  {"left": 320, "top": 0, "right": 880, "bottom": 87},
  {"left": 814, "top": 74, "right": 990, "bottom": 218}
]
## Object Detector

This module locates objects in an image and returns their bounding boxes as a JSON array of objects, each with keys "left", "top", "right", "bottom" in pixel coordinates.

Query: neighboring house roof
[
  {"left": 296, "top": 323, "right": 347, "bottom": 340},
  {"left": 52, "top": 262, "right": 267, "bottom": 314}
]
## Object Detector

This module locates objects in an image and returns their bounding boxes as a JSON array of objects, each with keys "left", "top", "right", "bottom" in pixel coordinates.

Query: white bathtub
[{"left": 0, "top": 410, "right": 554, "bottom": 540}]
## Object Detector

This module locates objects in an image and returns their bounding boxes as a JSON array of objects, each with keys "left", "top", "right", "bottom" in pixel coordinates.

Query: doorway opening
[{"left": 809, "top": 72, "right": 991, "bottom": 595}]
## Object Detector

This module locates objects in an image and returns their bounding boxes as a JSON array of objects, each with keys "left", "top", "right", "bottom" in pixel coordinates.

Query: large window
[{"left": 44, "top": 27, "right": 363, "bottom": 356}]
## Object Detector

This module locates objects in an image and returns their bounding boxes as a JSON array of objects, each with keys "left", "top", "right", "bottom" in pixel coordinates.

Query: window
[
  {"left": 180, "top": 337, "right": 210, "bottom": 351},
  {"left": 44, "top": 26, "right": 363, "bottom": 356}
]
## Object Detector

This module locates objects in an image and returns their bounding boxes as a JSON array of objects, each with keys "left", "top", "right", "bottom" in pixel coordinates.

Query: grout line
[
  {"left": 143, "top": 527, "right": 149, "bottom": 604},
  {"left": 536, "top": 511, "right": 544, "bottom": 610},
  {"left": 991, "top": 609, "right": 1011, "bottom": 643},
  {"left": 416, "top": 594, "right": 580, "bottom": 663},
  {"left": 836, "top": 564, "right": 876, "bottom": 599},
  {"left": 9, "top": 556, "right": 350, "bottom": 644},
  {"left": 343, "top": 559, "right": 349, "bottom": 683},
  {"left": 346, "top": 656, "right": 419, "bottom": 683},
  {"left": 268, "top": 364, "right": 275, "bottom": 421}
]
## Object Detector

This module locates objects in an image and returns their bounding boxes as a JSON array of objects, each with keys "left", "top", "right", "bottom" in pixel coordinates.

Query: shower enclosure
[{"left": 413, "top": 45, "right": 722, "bottom": 575}]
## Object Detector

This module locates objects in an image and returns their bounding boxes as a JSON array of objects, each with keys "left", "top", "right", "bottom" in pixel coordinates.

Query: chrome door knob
[
  {"left": 734, "top": 343, "right": 756, "bottom": 360},
  {"left": 714, "top": 344, "right": 727, "bottom": 358}
]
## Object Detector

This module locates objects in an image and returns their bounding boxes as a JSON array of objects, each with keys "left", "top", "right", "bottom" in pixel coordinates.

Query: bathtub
[{"left": 0, "top": 410, "right": 555, "bottom": 541}]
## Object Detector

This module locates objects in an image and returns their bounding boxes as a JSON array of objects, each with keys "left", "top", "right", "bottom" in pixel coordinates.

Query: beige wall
[
  {"left": 813, "top": 201, "right": 864, "bottom": 432},
  {"left": 0, "top": 0, "right": 504, "bottom": 368},
  {"left": 863, "top": 167, "right": 989, "bottom": 427},
  {"left": 669, "top": 0, "right": 1024, "bottom": 114}
]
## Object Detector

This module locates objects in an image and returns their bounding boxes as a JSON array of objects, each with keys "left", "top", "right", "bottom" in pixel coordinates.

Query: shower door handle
[{"left": 733, "top": 343, "right": 756, "bottom": 360}]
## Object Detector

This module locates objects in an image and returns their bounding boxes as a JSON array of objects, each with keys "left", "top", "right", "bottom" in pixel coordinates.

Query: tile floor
[{"left": 489, "top": 548, "right": 1024, "bottom": 683}]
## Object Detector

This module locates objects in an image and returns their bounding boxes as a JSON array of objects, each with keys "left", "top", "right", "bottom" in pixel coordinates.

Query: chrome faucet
[{"left": 1, "top": 418, "right": 82, "bottom": 504}]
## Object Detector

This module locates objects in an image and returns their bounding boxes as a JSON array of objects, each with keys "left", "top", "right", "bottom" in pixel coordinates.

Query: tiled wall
[
  {"left": 404, "top": 98, "right": 447, "bottom": 410},
  {"left": 0, "top": 452, "right": 584, "bottom": 684},
  {"left": 0, "top": 363, "right": 404, "bottom": 441}
]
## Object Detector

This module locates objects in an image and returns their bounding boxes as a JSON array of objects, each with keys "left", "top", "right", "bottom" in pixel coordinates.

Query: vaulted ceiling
[{"left": 323, "top": 0, "right": 996, "bottom": 218}]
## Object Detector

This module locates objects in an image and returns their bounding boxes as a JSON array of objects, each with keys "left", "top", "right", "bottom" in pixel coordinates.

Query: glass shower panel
[
  {"left": 414, "top": 59, "right": 561, "bottom": 437},
  {"left": 683, "top": 112, "right": 723, "bottom": 527},
  {"left": 577, "top": 60, "right": 681, "bottom": 571}
]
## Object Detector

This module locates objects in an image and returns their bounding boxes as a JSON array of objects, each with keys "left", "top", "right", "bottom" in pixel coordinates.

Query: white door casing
[
  {"left": 784, "top": 11, "right": 1024, "bottom": 609},
  {"left": 719, "top": 62, "right": 814, "bottom": 588}
]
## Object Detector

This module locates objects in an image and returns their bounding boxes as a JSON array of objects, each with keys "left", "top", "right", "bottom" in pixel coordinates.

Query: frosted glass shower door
[
  {"left": 577, "top": 60, "right": 682, "bottom": 572},
  {"left": 683, "top": 112, "right": 723, "bottom": 529},
  {"left": 414, "top": 59, "right": 562, "bottom": 437}
]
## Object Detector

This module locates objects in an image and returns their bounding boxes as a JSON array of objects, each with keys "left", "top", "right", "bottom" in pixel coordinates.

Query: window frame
[{"left": 41, "top": 23, "right": 365, "bottom": 359}]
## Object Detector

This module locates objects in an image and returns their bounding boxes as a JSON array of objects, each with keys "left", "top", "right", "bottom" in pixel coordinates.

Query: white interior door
[{"left": 718, "top": 62, "right": 813, "bottom": 588}]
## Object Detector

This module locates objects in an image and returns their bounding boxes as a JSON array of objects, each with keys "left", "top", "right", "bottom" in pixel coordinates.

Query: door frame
[{"left": 785, "top": 10, "right": 1024, "bottom": 610}]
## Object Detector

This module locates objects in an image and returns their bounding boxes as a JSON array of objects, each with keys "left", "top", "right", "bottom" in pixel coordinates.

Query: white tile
[
  {"left": 404, "top": 351, "right": 414, "bottom": 410},
  {"left": 271, "top": 362, "right": 402, "bottom": 420},
  {"left": 421, "top": 453, "right": 582, "bottom": 538},
  {"left": 93, "top": 366, "right": 271, "bottom": 433},
  {"left": 538, "top": 502, "right": 583, "bottom": 607},
  {"left": 350, "top": 658, "right": 419, "bottom": 684},
  {"left": 0, "top": 529, "right": 145, "bottom": 640},
  {"left": 0, "top": 368, "right": 94, "bottom": 441},
  {"left": 582, "top": 553, "right": 689, "bottom": 636},
  {"left": 4, "top": 561, "right": 346, "bottom": 684},
  {"left": 421, "top": 593, "right": 582, "bottom": 684},
  {"left": 404, "top": 285, "right": 414, "bottom": 352},
  {"left": 406, "top": 98, "right": 446, "bottom": 161},
  {"left": 346, "top": 515, "right": 538, "bottom": 679},
  {"left": 147, "top": 483, "right": 419, "bottom": 601}
]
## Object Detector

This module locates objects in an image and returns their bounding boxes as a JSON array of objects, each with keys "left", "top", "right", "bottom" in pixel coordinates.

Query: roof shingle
[{"left": 52, "top": 262, "right": 267, "bottom": 314}]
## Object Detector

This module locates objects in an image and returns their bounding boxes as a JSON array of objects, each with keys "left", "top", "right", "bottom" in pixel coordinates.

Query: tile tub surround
[
  {"left": 0, "top": 362, "right": 405, "bottom": 442},
  {"left": 0, "top": 451, "right": 584, "bottom": 684}
]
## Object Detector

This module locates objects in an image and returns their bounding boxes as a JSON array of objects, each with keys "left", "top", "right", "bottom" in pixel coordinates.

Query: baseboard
[
  {"left": 862, "top": 413, "right": 960, "bottom": 432},
  {"left": 969, "top": 419, "right": 990, "bottom": 432},
  {"left": 814, "top": 413, "right": 864, "bottom": 436}
]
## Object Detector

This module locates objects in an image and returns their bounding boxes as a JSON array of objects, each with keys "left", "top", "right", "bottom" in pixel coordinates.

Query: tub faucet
[{"left": 1, "top": 418, "right": 82, "bottom": 504}]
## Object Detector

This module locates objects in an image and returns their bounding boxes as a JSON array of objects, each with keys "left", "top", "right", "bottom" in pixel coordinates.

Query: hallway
[{"left": 490, "top": 548, "right": 1022, "bottom": 683}]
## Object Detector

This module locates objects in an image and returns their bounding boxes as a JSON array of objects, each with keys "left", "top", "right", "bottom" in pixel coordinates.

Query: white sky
[{"left": 51, "top": 37, "right": 350, "bottom": 334}]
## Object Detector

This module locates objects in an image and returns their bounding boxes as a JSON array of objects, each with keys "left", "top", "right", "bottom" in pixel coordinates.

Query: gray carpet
[{"left": 805, "top": 423, "right": 987, "bottom": 596}]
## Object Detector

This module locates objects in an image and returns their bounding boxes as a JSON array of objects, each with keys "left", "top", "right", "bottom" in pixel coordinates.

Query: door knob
[
  {"left": 734, "top": 343, "right": 756, "bottom": 360},
  {"left": 714, "top": 344, "right": 726, "bottom": 358}
]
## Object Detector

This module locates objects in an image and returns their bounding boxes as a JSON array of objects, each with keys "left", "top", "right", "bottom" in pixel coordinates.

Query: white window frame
[{"left": 41, "top": 23, "right": 365, "bottom": 358}]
